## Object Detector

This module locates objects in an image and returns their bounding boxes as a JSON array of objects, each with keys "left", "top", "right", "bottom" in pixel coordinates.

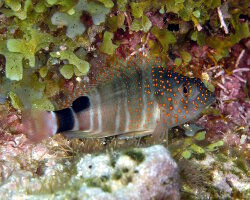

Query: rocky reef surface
[
  {"left": 0, "top": 126, "right": 249, "bottom": 200},
  {"left": 0, "top": 134, "right": 179, "bottom": 200}
]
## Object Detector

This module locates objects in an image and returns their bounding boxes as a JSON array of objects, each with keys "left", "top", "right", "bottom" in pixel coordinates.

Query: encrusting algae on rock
[
  {"left": 22, "top": 54, "right": 216, "bottom": 143},
  {"left": 0, "top": 141, "right": 180, "bottom": 200}
]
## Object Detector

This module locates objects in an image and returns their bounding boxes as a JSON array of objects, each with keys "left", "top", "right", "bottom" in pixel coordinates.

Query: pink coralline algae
[
  {"left": 217, "top": 73, "right": 247, "bottom": 101},
  {"left": 215, "top": 49, "right": 249, "bottom": 126},
  {"left": 114, "top": 30, "right": 143, "bottom": 57},
  {"left": 0, "top": 107, "right": 22, "bottom": 141},
  {"left": 198, "top": 45, "right": 250, "bottom": 148},
  {"left": 224, "top": 101, "right": 249, "bottom": 126}
]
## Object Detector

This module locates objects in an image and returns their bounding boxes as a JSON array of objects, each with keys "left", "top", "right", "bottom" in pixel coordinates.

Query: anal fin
[
  {"left": 61, "top": 129, "right": 154, "bottom": 140},
  {"left": 61, "top": 130, "right": 98, "bottom": 139},
  {"left": 116, "top": 130, "right": 153, "bottom": 140}
]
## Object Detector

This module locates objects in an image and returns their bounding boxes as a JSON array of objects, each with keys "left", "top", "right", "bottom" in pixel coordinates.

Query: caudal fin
[
  {"left": 22, "top": 96, "right": 91, "bottom": 142},
  {"left": 22, "top": 110, "right": 58, "bottom": 143}
]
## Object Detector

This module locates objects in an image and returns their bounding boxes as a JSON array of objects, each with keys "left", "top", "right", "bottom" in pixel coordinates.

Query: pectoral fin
[{"left": 152, "top": 107, "right": 169, "bottom": 141}]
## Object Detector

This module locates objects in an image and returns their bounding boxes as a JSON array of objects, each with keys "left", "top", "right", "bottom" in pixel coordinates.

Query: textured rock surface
[
  {"left": 0, "top": 142, "right": 180, "bottom": 200},
  {"left": 178, "top": 151, "right": 250, "bottom": 199},
  {"left": 76, "top": 145, "right": 180, "bottom": 200}
]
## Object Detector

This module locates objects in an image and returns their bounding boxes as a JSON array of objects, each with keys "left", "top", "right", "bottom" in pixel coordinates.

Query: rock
[
  {"left": 76, "top": 145, "right": 180, "bottom": 200},
  {"left": 0, "top": 144, "right": 179, "bottom": 200},
  {"left": 179, "top": 150, "right": 250, "bottom": 199},
  {"left": 77, "top": 154, "right": 115, "bottom": 179}
]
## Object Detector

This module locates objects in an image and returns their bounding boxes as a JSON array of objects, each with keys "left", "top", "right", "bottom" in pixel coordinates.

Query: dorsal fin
[{"left": 55, "top": 53, "right": 162, "bottom": 109}]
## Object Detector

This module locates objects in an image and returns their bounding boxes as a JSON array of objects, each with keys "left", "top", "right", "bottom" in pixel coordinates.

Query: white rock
[
  {"left": 75, "top": 145, "right": 179, "bottom": 200},
  {"left": 115, "top": 155, "right": 137, "bottom": 170},
  {"left": 77, "top": 154, "right": 114, "bottom": 179}
]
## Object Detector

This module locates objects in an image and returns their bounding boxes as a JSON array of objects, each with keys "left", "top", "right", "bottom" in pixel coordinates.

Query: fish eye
[{"left": 183, "top": 85, "right": 188, "bottom": 96}]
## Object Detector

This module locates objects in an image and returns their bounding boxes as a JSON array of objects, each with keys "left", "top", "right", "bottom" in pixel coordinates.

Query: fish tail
[
  {"left": 22, "top": 109, "right": 58, "bottom": 142},
  {"left": 22, "top": 96, "right": 90, "bottom": 142}
]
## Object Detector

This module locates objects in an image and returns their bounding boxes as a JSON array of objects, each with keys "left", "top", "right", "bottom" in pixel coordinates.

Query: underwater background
[{"left": 0, "top": 0, "right": 249, "bottom": 199}]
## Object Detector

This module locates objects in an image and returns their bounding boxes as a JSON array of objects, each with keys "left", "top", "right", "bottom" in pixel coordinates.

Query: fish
[{"left": 22, "top": 55, "right": 216, "bottom": 142}]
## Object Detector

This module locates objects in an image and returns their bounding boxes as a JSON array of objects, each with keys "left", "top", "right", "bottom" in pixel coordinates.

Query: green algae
[
  {"left": 0, "top": 41, "right": 24, "bottom": 81},
  {"left": 32, "top": 97, "right": 55, "bottom": 110},
  {"left": 189, "top": 144, "right": 205, "bottom": 154},
  {"left": 130, "top": 1, "right": 151, "bottom": 18},
  {"left": 107, "top": 13, "right": 125, "bottom": 32},
  {"left": 51, "top": 11, "right": 86, "bottom": 39},
  {"left": 99, "top": 31, "right": 118, "bottom": 55},
  {"left": 178, "top": 145, "right": 250, "bottom": 199},
  {"left": 112, "top": 169, "right": 122, "bottom": 180},
  {"left": 194, "top": 131, "right": 206, "bottom": 141},
  {"left": 151, "top": 26, "right": 176, "bottom": 52},
  {"left": 124, "top": 149, "right": 145, "bottom": 164},
  {"left": 131, "top": 15, "right": 152, "bottom": 32},
  {"left": 174, "top": 58, "right": 182, "bottom": 67},
  {"left": 202, "top": 78, "right": 215, "bottom": 93},
  {"left": 50, "top": 50, "right": 89, "bottom": 76},
  {"left": 59, "top": 64, "right": 74, "bottom": 79},
  {"left": 39, "top": 66, "right": 48, "bottom": 78},
  {"left": 98, "top": 0, "right": 114, "bottom": 8},
  {"left": 207, "top": 140, "right": 224, "bottom": 151},
  {"left": 1, "top": 71, "right": 56, "bottom": 110},
  {"left": 194, "top": 21, "right": 250, "bottom": 61},
  {"left": 0, "top": 0, "right": 249, "bottom": 111},
  {"left": 117, "top": 0, "right": 127, "bottom": 12},
  {"left": 166, "top": 0, "right": 221, "bottom": 26},
  {"left": 169, "top": 129, "right": 225, "bottom": 160},
  {"left": 0, "top": 29, "right": 53, "bottom": 80},
  {"left": 180, "top": 50, "right": 192, "bottom": 65},
  {"left": 85, "top": 177, "right": 112, "bottom": 192},
  {"left": 8, "top": 91, "right": 23, "bottom": 110},
  {"left": 76, "top": 0, "right": 110, "bottom": 26},
  {"left": 181, "top": 150, "right": 192, "bottom": 159},
  {"left": 6, "top": 30, "right": 52, "bottom": 66}
]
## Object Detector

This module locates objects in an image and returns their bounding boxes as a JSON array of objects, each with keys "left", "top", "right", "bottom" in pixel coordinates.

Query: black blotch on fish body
[
  {"left": 54, "top": 108, "right": 74, "bottom": 133},
  {"left": 72, "top": 96, "right": 90, "bottom": 113}
]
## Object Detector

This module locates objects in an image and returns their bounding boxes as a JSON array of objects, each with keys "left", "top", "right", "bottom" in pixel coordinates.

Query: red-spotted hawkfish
[{"left": 22, "top": 55, "right": 216, "bottom": 142}]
